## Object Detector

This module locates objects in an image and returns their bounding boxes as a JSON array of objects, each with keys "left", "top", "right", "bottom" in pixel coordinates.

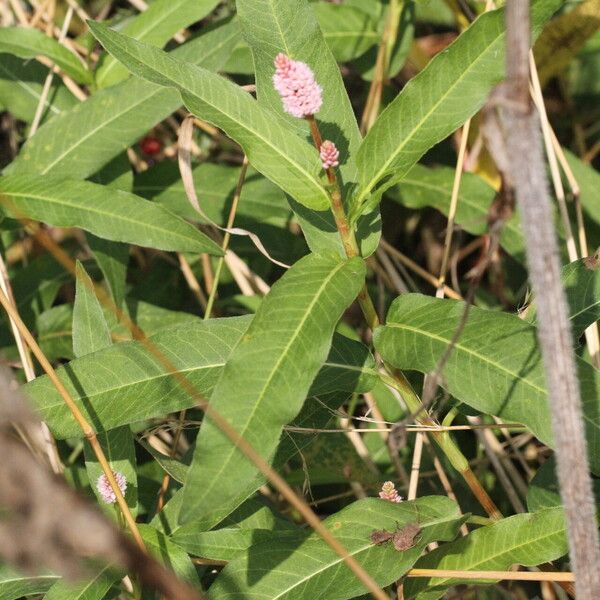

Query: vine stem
[
  {"left": 306, "top": 114, "right": 501, "bottom": 520},
  {"left": 0, "top": 287, "right": 146, "bottom": 552}
]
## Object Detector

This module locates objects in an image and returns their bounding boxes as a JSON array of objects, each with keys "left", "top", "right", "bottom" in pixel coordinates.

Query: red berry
[{"left": 140, "top": 136, "right": 161, "bottom": 155}]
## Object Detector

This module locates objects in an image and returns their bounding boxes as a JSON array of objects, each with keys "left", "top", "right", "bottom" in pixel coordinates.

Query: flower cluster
[
  {"left": 320, "top": 140, "right": 339, "bottom": 170},
  {"left": 96, "top": 471, "right": 127, "bottom": 504},
  {"left": 379, "top": 481, "right": 403, "bottom": 503},
  {"left": 273, "top": 53, "right": 323, "bottom": 118}
]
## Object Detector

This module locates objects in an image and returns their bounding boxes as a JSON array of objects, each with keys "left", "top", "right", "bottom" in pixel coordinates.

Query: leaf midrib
[
  {"left": 196, "top": 260, "right": 352, "bottom": 505},
  {"left": 385, "top": 320, "right": 547, "bottom": 396},
  {"left": 267, "top": 513, "right": 458, "bottom": 599},
  {"left": 36, "top": 355, "right": 359, "bottom": 413},
  {"left": 356, "top": 14, "right": 503, "bottom": 205}
]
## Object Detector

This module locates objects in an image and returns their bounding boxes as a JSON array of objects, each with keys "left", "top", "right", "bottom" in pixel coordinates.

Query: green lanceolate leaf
[
  {"left": 313, "top": 3, "right": 378, "bottom": 63},
  {"left": 0, "top": 566, "right": 58, "bottom": 600},
  {"left": 179, "top": 253, "right": 366, "bottom": 527},
  {"left": 374, "top": 294, "right": 600, "bottom": 472},
  {"left": 523, "top": 256, "right": 600, "bottom": 340},
  {"left": 88, "top": 21, "right": 330, "bottom": 211},
  {"left": 392, "top": 164, "right": 525, "bottom": 260},
  {"left": 557, "top": 257, "right": 600, "bottom": 339},
  {"left": 43, "top": 566, "right": 118, "bottom": 600},
  {"left": 209, "top": 496, "right": 465, "bottom": 600},
  {"left": 354, "top": 0, "right": 562, "bottom": 211},
  {"left": 0, "top": 174, "right": 223, "bottom": 254},
  {"left": 25, "top": 313, "right": 375, "bottom": 439},
  {"left": 73, "top": 262, "right": 138, "bottom": 515},
  {"left": 527, "top": 455, "right": 600, "bottom": 511},
  {"left": 0, "top": 27, "right": 91, "bottom": 84},
  {"left": 87, "top": 234, "right": 129, "bottom": 309},
  {"left": 73, "top": 261, "right": 112, "bottom": 358},
  {"left": 140, "top": 524, "right": 201, "bottom": 586},
  {"left": 96, "top": 0, "right": 220, "bottom": 88},
  {"left": 225, "top": 5, "right": 378, "bottom": 74},
  {"left": 237, "top": 0, "right": 381, "bottom": 257},
  {"left": 404, "top": 508, "right": 567, "bottom": 600},
  {"left": 25, "top": 316, "right": 249, "bottom": 439},
  {"left": 7, "top": 19, "right": 239, "bottom": 178},
  {"left": 0, "top": 54, "right": 77, "bottom": 124},
  {"left": 563, "top": 148, "right": 600, "bottom": 227},
  {"left": 237, "top": 0, "right": 361, "bottom": 180}
]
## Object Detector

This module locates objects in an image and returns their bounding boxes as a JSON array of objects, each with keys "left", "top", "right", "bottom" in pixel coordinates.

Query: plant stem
[
  {"left": 306, "top": 114, "right": 501, "bottom": 519},
  {"left": 496, "top": 1, "right": 600, "bottom": 595}
]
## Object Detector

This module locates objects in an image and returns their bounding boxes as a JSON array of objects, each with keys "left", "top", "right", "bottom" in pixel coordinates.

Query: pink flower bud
[
  {"left": 379, "top": 481, "right": 403, "bottom": 503},
  {"left": 273, "top": 53, "right": 323, "bottom": 118},
  {"left": 320, "top": 140, "right": 340, "bottom": 169},
  {"left": 96, "top": 471, "right": 127, "bottom": 504}
]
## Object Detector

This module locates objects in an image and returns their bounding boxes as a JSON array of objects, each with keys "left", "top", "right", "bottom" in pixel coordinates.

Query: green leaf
[
  {"left": 43, "top": 566, "right": 117, "bottom": 600},
  {"left": 392, "top": 164, "right": 525, "bottom": 260},
  {"left": 524, "top": 256, "right": 600, "bottom": 340},
  {"left": 25, "top": 316, "right": 249, "bottom": 439},
  {"left": 7, "top": 19, "right": 239, "bottom": 178},
  {"left": 0, "top": 174, "right": 223, "bottom": 254},
  {"left": 0, "top": 27, "right": 91, "bottom": 84},
  {"left": 403, "top": 508, "right": 567, "bottom": 600},
  {"left": 563, "top": 148, "right": 600, "bottom": 227},
  {"left": 172, "top": 499, "right": 298, "bottom": 560},
  {"left": 134, "top": 162, "right": 291, "bottom": 225},
  {"left": 527, "top": 456, "right": 600, "bottom": 512},
  {"left": 139, "top": 524, "right": 200, "bottom": 586},
  {"left": 73, "top": 261, "right": 112, "bottom": 358},
  {"left": 87, "top": 235, "right": 129, "bottom": 309},
  {"left": 88, "top": 21, "right": 330, "bottom": 211},
  {"left": 0, "top": 566, "right": 58, "bottom": 599},
  {"left": 209, "top": 496, "right": 465, "bottom": 600},
  {"left": 374, "top": 294, "right": 600, "bottom": 472},
  {"left": 25, "top": 315, "right": 374, "bottom": 439},
  {"left": 223, "top": 5, "right": 379, "bottom": 73},
  {"left": 96, "top": 0, "right": 220, "bottom": 88},
  {"left": 0, "top": 54, "right": 77, "bottom": 124},
  {"left": 179, "top": 253, "right": 366, "bottom": 527},
  {"left": 558, "top": 257, "right": 600, "bottom": 339},
  {"left": 354, "top": 0, "right": 562, "bottom": 210},
  {"left": 73, "top": 263, "right": 139, "bottom": 516}
]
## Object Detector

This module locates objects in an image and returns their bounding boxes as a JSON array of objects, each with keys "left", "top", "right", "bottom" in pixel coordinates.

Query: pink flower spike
[
  {"left": 320, "top": 140, "right": 340, "bottom": 170},
  {"left": 379, "top": 481, "right": 403, "bottom": 503},
  {"left": 273, "top": 53, "right": 323, "bottom": 118},
  {"left": 96, "top": 471, "right": 127, "bottom": 504}
]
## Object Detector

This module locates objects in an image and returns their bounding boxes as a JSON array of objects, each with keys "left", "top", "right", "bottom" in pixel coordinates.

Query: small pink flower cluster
[
  {"left": 320, "top": 140, "right": 339, "bottom": 170},
  {"left": 96, "top": 471, "right": 127, "bottom": 504},
  {"left": 379, "top": 481, "right": 403, "bottom": 503},
  {"left": 273, "top": 53, "right": 323, "bottom": 118}
]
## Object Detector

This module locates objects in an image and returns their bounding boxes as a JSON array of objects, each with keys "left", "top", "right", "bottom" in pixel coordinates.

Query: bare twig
[{"left": 493, "top": 2, "right": 600, "bottom": 597}]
